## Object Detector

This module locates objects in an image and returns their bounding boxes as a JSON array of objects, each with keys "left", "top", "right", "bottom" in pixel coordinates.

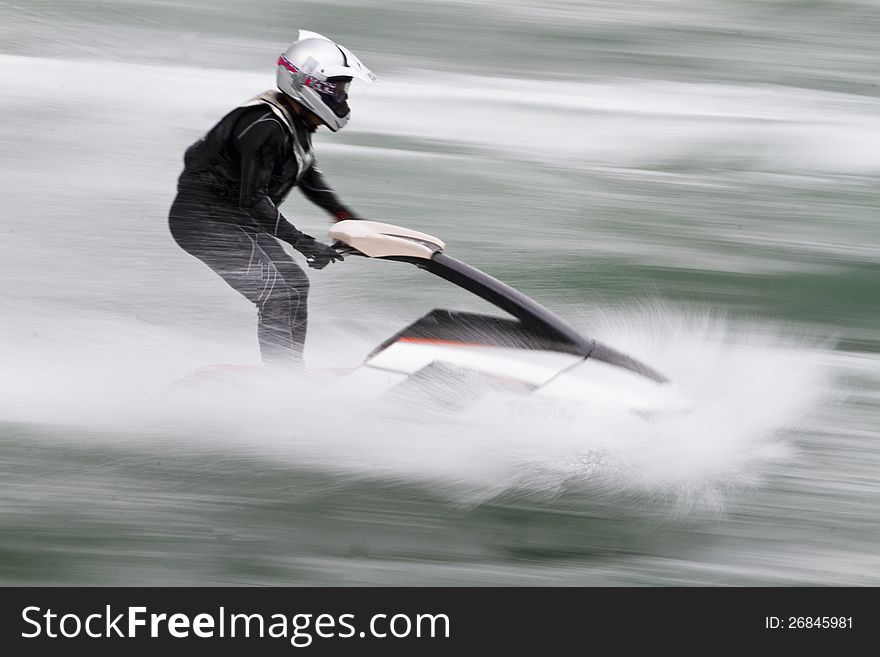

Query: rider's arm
[
  {"left": 298, "top": 164, "right": 359, "bottom": 222},
  {"left": 235, "top": 111, "right": 308, "bottom": 245}
]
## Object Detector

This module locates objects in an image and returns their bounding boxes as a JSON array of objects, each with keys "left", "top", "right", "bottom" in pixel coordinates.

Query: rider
[{"left": 169, "top": 30, "right": 376, "bottom": 367}]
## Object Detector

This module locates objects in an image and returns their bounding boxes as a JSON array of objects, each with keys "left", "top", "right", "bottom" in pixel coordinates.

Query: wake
[{"left": 0, "top": 304, "right": 834, "bottom": 513}]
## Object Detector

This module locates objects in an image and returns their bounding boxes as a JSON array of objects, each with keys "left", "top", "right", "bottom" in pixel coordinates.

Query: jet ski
[{"left": 326, "top": 221, "right": 688, "bottom": 416}]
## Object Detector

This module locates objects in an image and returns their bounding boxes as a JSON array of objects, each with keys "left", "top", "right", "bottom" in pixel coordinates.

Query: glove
[
  {"left": 333, "top": 210, "right": 364, "bottom": 222},
  {"left": 294, "top": 235, "right": 345, "bottom": 270}
]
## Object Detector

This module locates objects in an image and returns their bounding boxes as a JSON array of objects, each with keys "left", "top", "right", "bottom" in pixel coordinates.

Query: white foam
[
  {"left": 3, "top": 53, "right": 880, "bottom": 173},
  {"left": 0, "top": 305, "right": 833, "bottom": 512}
]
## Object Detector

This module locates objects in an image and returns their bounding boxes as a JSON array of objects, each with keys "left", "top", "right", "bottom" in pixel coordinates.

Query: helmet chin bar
[
  {"left": 289, "top": 84, "right": 349, "bottom": 131},
  {"left": 280, "top": 95, "right": 340, "bottom": 131}
]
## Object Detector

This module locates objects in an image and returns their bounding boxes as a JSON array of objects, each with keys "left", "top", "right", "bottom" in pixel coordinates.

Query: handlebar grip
[{"left": 331, "top": 240, "right": 363, "bottom": 256}]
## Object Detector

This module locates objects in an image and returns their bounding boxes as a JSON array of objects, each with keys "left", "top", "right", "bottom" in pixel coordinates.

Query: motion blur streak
[{"left": 0, "top": 1, "right": 877, "bottom": 585}]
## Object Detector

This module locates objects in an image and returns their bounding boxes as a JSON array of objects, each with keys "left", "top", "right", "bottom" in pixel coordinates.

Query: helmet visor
[{"left": 320, "top": 77, "right": 351, "bottom": 118}]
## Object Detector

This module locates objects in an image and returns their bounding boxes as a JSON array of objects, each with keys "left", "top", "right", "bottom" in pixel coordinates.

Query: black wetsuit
[{"left": 169, "top": 91, "right": 355, "bottom": 366}]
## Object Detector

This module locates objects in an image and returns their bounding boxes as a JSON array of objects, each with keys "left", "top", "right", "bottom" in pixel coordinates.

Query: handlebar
[{"left": 331, "top": 240, "right": 364, "bottom": 257}]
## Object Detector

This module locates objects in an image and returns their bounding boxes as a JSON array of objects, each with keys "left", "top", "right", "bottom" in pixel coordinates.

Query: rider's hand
[
  {"left": 294, "top": 236, "right": 345, "bottom": 270},
  {"left": 333, "top": 211, "right": 364, "bottom": 222}
]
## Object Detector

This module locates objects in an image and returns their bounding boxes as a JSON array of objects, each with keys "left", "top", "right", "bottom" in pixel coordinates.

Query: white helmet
[{"left": 276, "top": 30, "right": 377, "bottom": 132}]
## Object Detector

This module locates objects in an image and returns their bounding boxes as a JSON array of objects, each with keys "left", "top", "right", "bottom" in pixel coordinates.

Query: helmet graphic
[{"left": 276, "top": 30, "right": 377, "bottom": 132}]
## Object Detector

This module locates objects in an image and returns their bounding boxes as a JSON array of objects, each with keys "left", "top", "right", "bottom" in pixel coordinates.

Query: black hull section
[
  {"left": 368, "top": 309, "right": 591, "bottom": 359},
  {"left": 379, "top": 253, "right": 668, "bottom": 384}
]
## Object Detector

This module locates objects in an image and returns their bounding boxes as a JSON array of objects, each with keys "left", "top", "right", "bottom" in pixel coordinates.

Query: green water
[{"left": 0, "top": 0, "right": 877, "bottom": 585}]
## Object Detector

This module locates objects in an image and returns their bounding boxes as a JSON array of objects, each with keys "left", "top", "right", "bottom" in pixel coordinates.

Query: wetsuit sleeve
[
  {"left": 234, "top": 111, "right": 308, "bottom": 245},
  {"left": 298, "top": 164, "right": 359, "bottom": 222}
]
